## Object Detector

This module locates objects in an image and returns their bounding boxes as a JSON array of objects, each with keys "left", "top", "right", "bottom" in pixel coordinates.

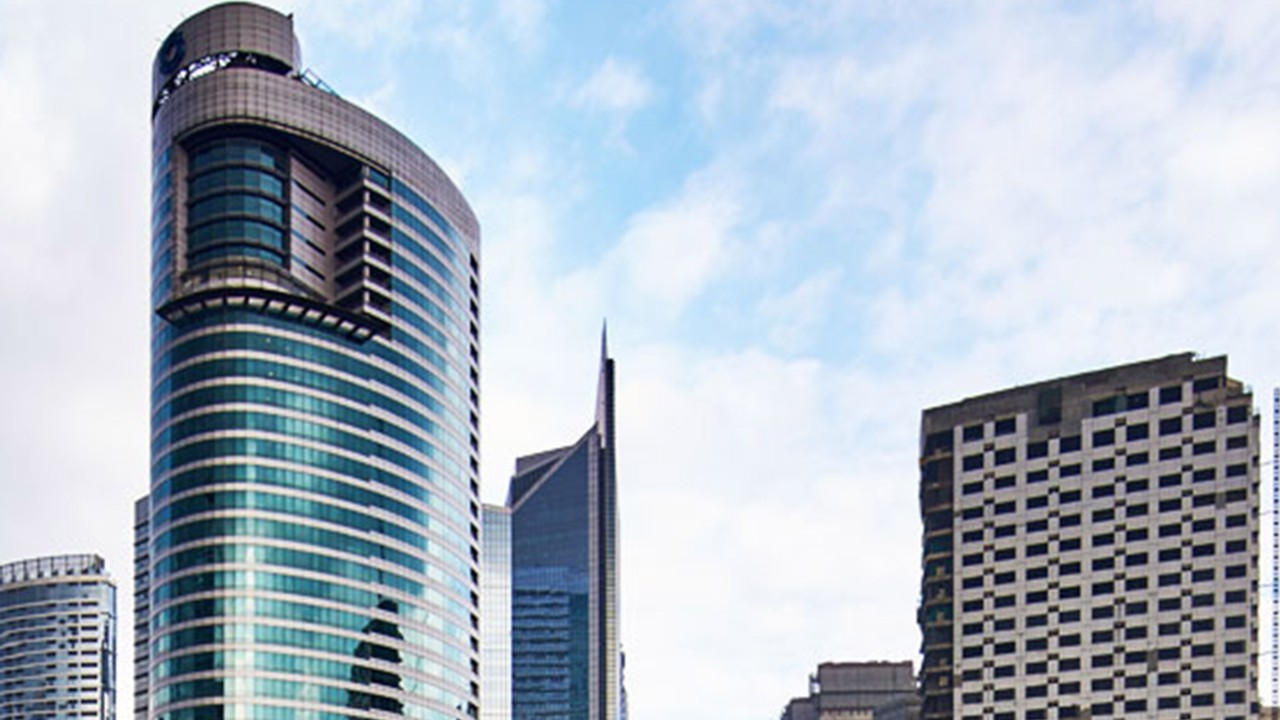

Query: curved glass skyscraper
[
  {"left": 0, "top": 554, "right": 117, "bottom": 719},
  {"left": 144, "top": 4, "right": 481, "bottom": 720}
]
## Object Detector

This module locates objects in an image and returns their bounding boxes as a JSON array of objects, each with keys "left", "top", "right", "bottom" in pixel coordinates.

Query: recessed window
[
  {"left": 1159, "top": 416, "right": 1182, "bottom": 435},
  {"left": 1159, "top": 385, "right": 1183, "bottom": 404},
  {"left": 1192, "top": 376, "right": 1221, "bottom": 392},
  {"left": 1193, "top": 411, "right": 1215, "bottom": 430},
  {"left": 963, "top": 424, "right": 984, "bottom": 441},
  {"left": 1093, "top": 429, "right": 1115, "bottom": 447},
  {"left": 1027, "top": 440, "right": 1049, "bottom": 459},
  {"left": 1126, "top": 423, "right": 1150, "bottom": 441},
  {"left": 994, "top": 417, "right": 1016, "bottom": 435},
  {"left": 1226, "top": 405, "right": 1249, "bottom": 424},
  {"left": 1059, "top": 435, "right": 1082, "bottom": 453}
]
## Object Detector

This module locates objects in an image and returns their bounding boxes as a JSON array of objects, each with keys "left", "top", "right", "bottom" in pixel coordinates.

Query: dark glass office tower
[
  {"left": 144, "top": 4, "right": 482, "bottom": 720},
  {"left": 505, "top": 338, "right": 620, "bottom": 720},
  {"left": 0, "top": 555, "right": 117, "bottom": 719}
]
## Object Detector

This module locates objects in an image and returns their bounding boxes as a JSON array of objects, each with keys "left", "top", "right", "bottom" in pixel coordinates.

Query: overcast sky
[{"left": 3, "top": 1, "right": 1280, "bottom": 718}]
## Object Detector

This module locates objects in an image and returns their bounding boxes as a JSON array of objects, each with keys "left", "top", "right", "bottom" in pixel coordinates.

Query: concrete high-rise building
[
  {"left": 142, "top": 4, "right": 481, "bottom": 719},
  {"left": 917, "top": 354, "right": 1259, "bottom": 720},
  {"left": 503, "top": 337, "right": 620, "bottom": 720},
  {"left": 0, "top": 554, "right": 117, "bottom": 719},
  {"left": 780, "top": 662, "right": 916, "bottom": 720}
]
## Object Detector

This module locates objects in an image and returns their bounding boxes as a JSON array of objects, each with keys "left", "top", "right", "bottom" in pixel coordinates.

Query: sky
[{"left": 2, "top": 0, "right": 1280, "bottom": 718}]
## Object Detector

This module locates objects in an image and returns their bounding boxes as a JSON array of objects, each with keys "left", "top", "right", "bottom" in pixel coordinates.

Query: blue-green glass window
[
  {"left": 151, "top": 596, "right": 467, "bottom": 663},
  {"left": 189, "top": 219, "right": 284, "bottom": 251},
  {"left": 190, "top": 193, "right": 285, "bottom": 225},
  {"left": 190, "top": 139, "right": 285, "bottom": 173},
  {"left": 188, "top": 245, "right": 284, "bottom": 267},
  {"left": 190, "top": 167, "right": 284, "bottom": 199},
  {"left": 151, "top": 490, "right": 470, "bottom": 573}
]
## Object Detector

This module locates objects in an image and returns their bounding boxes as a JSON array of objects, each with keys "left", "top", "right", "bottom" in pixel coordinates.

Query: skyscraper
[
  {"left": 0, "top": 554, "right": 117, "bottom": 719},
  {"left": 143, "top": 4, "right": 481, "bottom": 719},
  {"left": 133, "top": 497, "right": 151, "bottom": 720},
  {"left": 917, "top": 353, "right": 1258, "bottom": 720},
  {"left": 503, "top": 337, "right": 620, "bottom": 720},
  {"left": 480, "top": 506, "right": 512, "bottom": 720}
]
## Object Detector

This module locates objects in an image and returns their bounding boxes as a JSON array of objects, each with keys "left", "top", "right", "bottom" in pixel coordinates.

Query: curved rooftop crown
[
  {"left": 153, "top": 2, "right": 299, "bottom": 103},
  {"left": 0, "top": 554, "right": 108, "bottom": 586}
]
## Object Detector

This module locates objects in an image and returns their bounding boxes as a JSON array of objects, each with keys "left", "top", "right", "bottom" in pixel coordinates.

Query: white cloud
[
  {"left": 572, "top": 57, "right": 654, "bottom": 115},
  {"left": 606, "top": 173, "right": 739, "bottom": 318},
  {"left": 496, "top": 0, "right": 549, "bottom": 54},
  {"left": 296, "top": 0, "right": 422, "bottom": 51},
  {"left": 758, "top": 268, "right": 844, "bottom": 352}
]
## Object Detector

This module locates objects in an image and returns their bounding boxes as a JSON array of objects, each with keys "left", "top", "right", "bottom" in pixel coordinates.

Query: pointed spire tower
[{"left": 504, "top": 327, "right": 621, "bottom": 720}]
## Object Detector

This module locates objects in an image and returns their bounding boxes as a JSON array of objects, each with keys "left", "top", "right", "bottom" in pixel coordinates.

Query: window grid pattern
[{"left": 943, "top": 373, "right": 1257, "bottom": 720}]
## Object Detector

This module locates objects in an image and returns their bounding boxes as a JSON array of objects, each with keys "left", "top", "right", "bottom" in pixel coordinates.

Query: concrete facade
[
  {"left": 781, "top": 662, "right": 916, "bottom": 720},
  {"left": 918, "top": 353, "right": 1259, "bottom": 720}
]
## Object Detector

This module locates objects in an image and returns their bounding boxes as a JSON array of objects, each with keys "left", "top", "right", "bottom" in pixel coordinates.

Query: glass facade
[
  {"left": 504, "top": 340, "right": 620, "bottom": 720},
  {"left": 0, "top": 554, "right": 117, "bottom": 719},
  {"left": 144, "top": 5, "right": 481, "bottom": 720},
  {"left": 480, "top": 507, "right": 512, "bottom": 720}
]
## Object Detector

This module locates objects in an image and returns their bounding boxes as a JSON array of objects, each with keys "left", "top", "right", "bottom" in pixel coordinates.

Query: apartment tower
[
  {"left": 143, "top": 4, "right": 482, "bottom": 719},
  {"left": 503, "top": 338, "right": 620, "bottom": 720},
  {"left": 918, "top": 354, "right": 1258, "bottom": 720},
  {"left": 0, "top": 554, "right": 117, "bottom": 719}
]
